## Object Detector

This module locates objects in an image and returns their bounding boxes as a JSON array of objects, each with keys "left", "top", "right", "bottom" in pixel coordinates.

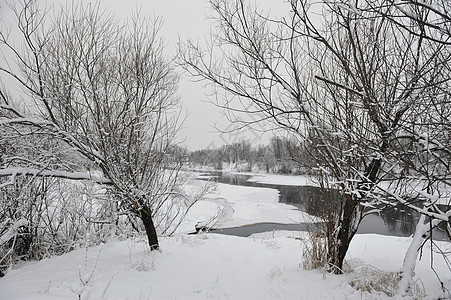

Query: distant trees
[
  {"left": 180, "top": 0, "right": 450, "bottom": 289},
  {"left": 0, "top": 0, "right": 194, "bottom": 264},
  {"left": 188, "top": 136, "right": 312, "bottom": 174}
]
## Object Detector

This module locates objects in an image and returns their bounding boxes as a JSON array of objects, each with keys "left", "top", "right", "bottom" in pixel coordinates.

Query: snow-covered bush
[
  {"left": 0, "top": 0, "right": 207, "bottom": 256},
  {"left": 0, "top": 176, "right": 118, "bottom": 276}
]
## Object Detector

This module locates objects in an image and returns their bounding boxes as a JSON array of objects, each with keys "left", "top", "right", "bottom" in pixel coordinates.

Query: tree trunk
[
  {"left": 398, "top": 214, "right": 426, "bottom": 293},
  {"left": 398, "top": 214, "right": 440, "bottom": 295},
  {"left": 329, "top": 195, "right": 359, "bottom": 273},
  {"left": 139, "top": 204, "right": 159, "bottom": 251}
]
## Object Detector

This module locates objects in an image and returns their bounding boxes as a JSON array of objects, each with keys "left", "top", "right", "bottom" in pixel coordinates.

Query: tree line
[{"left": 188, "top": 137, "right": 316, "bottom": 174}]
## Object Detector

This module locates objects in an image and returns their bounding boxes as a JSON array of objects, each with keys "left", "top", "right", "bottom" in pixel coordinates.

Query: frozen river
[{"left": 201, "top": 171, "right": 449, "bottom": 240}]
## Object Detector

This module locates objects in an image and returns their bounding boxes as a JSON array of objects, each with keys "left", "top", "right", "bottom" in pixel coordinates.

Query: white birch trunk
[{"left": 398, "top": 213, "right": 437, "bottom": 294}]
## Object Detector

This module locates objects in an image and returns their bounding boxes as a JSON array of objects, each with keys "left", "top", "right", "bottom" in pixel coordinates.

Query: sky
[
  {"left": 108, "top": 0, "right": 279, "bottom": 150},
  {"left": 103, "top": 0, "right": 220, "bottom": 149},
  {"left": 0, "top": 0, "right": 287, "bottom": 150},
  {"left": 85, "top": 0, "right": 272, "bottom": 151}
]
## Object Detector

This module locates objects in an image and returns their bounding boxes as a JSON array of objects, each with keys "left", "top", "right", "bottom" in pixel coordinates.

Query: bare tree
[
  {"left": 362, "top": 0, "right": 451, "bottom": 292},
  {"left": 0, "top": 1, "right": 190, "bottom": 251},
  {"left": 179, "top": 0, "right": 450, "bottom": 285}
]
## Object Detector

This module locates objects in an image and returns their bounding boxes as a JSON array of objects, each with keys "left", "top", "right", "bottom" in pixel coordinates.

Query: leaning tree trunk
[
  {"left": 328, "top": 156, "right": 383, "bottom": 272},
  {"left": 397, "top": 213, "right": 442, "bottom": 295},
  {"left": 328, "top": 194, "right": 360, "bottom": 273},
  {"left": 139, "top": 204, "right": 159, "bottom": 251},
  {"left": 398, "top": 214, "right": 427, "bottom": 293}
]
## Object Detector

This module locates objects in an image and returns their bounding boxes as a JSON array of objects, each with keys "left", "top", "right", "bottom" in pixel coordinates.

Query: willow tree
[
  {"left": 180, "top": 0, "right": 451, "bottom": 281},
  {"left": 0, "top": 1, "right": 187, "bottom": 251}
]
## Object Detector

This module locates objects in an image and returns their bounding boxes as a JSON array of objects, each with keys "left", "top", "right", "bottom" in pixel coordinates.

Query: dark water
[
  {"left": 199, "top": 171, "right": 449, "bottom": 240},
  {"left": 209, "top": 222, "right": 314, "bottom": 237}
]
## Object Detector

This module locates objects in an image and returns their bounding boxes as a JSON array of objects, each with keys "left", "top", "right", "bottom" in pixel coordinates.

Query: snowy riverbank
[
  {"left": 0, "top": 174, "right": 450, "bottom": 299},
  {"left": 1, "top": 233, "right": 449, "bottom": 299}
]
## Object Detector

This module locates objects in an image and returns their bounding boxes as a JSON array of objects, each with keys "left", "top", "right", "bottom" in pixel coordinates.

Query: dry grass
[
  {"left": 301, "top": 230, "right": 328, "bottom": 270},
  {"left": 346, "top": 259, "right": 426, "bottom": 298},
  {"left": 301, "top": 233, "right": 427, "bottom": 298}
]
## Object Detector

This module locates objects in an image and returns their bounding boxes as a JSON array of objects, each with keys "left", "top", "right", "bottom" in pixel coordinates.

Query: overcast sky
[
  {"left": 2, "top": 0, "right": 281, "bottom": 150},
  {"left": 94, "top": 0, "right": 272, "bottom": 150},
  {"left": 98, "top": 0, "right": 286, "bottom": 150},
  {"left": 90, "top": 0, "right": 226, "bottom": 150}
]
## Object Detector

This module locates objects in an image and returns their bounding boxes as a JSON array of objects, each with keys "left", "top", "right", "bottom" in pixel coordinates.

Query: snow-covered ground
[
  {"left": 246, "top": 173, "right": 316, "bottom": 186},
  {"left": 192, "top": 169, "right": 316, "bottom": 187},
  {"left": 181, "top": 182, "right": 319, "bottom": 230},
  {"left": 1, "top": 174, "right": 450, "bottom": 299}
]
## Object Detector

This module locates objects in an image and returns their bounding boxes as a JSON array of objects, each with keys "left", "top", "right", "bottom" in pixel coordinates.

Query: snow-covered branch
[{"left": 0, "top": 168, "right": 111, "bottom": 184}]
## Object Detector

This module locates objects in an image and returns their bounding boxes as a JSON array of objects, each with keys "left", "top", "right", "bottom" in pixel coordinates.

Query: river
[{"left": 199, "top": 171, "right": 449, "bottom": 240}]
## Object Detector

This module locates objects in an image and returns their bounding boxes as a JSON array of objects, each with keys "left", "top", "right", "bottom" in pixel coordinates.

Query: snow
[
  {"left": 0, "top": 219, "right": 28, "bottom": 247},
  {"left": 206, "top": 183, "right": 318, "bottom": 227},
  {"left": 246, "top": 173, "right": 317, "bottom": 186},
  {"left": 175, "top": 180, "right": 320, "bottom": 233},
  {"left": 0, "top": 174, "right": 450, "bottom": 299},
  {"left": 1, "top": 232, "right": 449, "bottom": 300},
  {"left": 0, "top": 168, "right": 111, "bottom": 184},
  {"left": 194, "top": 170, "right": 317, "bottom": 187},
  {"left": 0, "top": 234, "right": 344, "bottom": 300}
]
